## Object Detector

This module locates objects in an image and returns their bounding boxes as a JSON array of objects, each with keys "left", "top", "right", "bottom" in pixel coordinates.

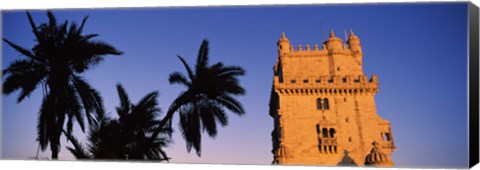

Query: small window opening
[
  {"left": 316, "top": 98, "right": 323, "bottom": 110},
  {"left": 303, "top": 79, "right": 309, "bottom": 83},
  {"left": 384, "top": 133, "right": 391, "bottom": 141},
  {"left": 290, "top": 80, "right": 296, "bottom": 83},
  {"left": 322, "top": 128, "right": 329, "bottom": 138},
  {"left": 329, "top": 128, "right": 336, "bottom": 138},
  {"left": 323, "top": 98, "right": 330, "bottom": 109}
]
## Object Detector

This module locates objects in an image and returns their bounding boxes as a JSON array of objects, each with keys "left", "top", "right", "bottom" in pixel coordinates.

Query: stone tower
[{"left": 269, "top": 30, "right": 395, "bottom": 166}]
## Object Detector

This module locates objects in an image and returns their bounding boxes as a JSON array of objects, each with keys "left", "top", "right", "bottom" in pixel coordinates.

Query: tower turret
[
  {"left": 364, "top": 141, "right": 394, "bottom": 167},
  {"left": 277, "top": 32, "right": 291, "bottom": 56},
  {"left": 347, "top": 29, "right": 362, "bottom": 54},
  {"left": 323, "top": 30, "right": 343, "bottom": 50}
]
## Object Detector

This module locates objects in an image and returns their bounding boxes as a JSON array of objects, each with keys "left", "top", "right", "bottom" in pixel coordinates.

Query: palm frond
[
  {"left": 71, "top": 76, "right": 105, "bottom": 126},
  {"left": 199, "top": 103, "right": 218, "bottom": 138},
  {"left": 2, "top": 39, "right": 37, "bottom": 60},
  {"left": 37, "top": 92, "right": 56, "bottom": 151},
  {"left": 79, "top": 34, "right": 99, "bottom": 42},
  {"left": 65, "top": 84, "right": 85, "bottom": 133},
  {"left": 218, "top": 65, "right": 245, "bottom": 77},
  {"left": 216, "top": 94, "right": 245, "bottom": 115},
  {"left": 168, "top": 71, "right": 191, "bottom": 87},
  {"left": 64, "top": 130, "right": 91, "bottom": 159},
  {"left": 135, "top": 91, "right": 160, "bottom": 118},
  {"left": 26, "top": 11, "right": 43, "bottom": 46},
  {"left": 70, "top": 40, "right": 122, "bottom": 73},
  {"left": 78, "top": 15, "right": 89, "bottom": 34},
  {"left": 177, "top": 55, "right": 194, "bottom": 79},
  {"left": 195, "top": 40, "right": 209, "bottom": 71},
  {"left": 211, "top": 104, "right": 228, "bottom": 127},
  {"left": 46, "top": 11, "right": 57, "bottom": 36},
  {"left": 115, "top": 83, "right": 131, "bottom": 117},
  {"left": 179, "top": 105, "right": 202, "bottom": 156},
  {"left": 2, "top": 59, "right": 47, "bottom": 102}
]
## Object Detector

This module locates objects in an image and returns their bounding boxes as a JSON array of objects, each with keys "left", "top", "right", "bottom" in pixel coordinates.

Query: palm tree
[
  {"left": 151, "top": 40, "right": 246, "bottom": 156},
  {"left": 2, "top": 11, "right": 122, "bottom": 159},
  {"left": 64, "top": 84, "right": 171, "bottom": 161}
]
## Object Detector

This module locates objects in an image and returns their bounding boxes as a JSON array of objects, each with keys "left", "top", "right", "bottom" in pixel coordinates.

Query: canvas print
[{"left": 1, "top": 2, "right": 478, "bottom": 169}]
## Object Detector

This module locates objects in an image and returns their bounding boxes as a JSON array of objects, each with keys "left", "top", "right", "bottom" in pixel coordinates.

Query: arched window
[
  {"left": 316, "top": 98, "right": 322, "bottom": 110},
  {"left": 322, "top": 128, "right": 329, "bottom": 138},
  {"left": 329, "top": 128, "right": 336, "bottom": 138},
  {"left": 323, "top": 98, "right": 330, "bottom": 109}
]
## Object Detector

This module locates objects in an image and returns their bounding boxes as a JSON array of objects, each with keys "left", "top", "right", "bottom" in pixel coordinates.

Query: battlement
[
  {"left": 273, "top": 74, "right": 379, "bottom": 95},
  {"left": 277, "top": 30, "right": 363, "bottom": 57},
  {"left": 289, "top": 44, "right": 353, "bottom": 52},
  {"left": 285, "top": 44, "right": 359, "bottom": 56}
]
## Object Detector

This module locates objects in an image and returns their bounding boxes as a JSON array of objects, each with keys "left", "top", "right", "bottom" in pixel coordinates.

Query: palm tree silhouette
[
  {"left": 64, "top": 84, "right": 171, "bottom": 161},
  {"left": 2, "top": 11, "right": 122, "bottom": 159},
  {"left": 151, "top": 40, "right": 246, "bottom": 156}
]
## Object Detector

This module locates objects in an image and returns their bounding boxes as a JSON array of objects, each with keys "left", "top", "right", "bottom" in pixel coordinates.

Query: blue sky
[{"left": 1, "top": 2, "right": 470, "bottom": 168}]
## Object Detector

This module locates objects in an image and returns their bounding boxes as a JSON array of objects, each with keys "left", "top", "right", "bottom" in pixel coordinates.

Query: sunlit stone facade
[{"left": 269, "top": 30, "right": 395, "bottom": 166}]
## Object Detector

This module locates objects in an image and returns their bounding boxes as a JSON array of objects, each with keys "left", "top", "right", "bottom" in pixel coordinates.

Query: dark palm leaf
[
  {"left": 115, "top": 84, "right": 131, "bottom": 117},
  {"left": 2, "top": 39, "right": 36, "bottom": 60},
  {"left": 2, "top": 59, "right": 47, "bottom": 102},
  {"left": 176, "top": 55, "right": 194, "bottom": 79},
  {"left": 216, "top": 94, "right": 245, "bottom": 115},
  {"left": 71, "top": 76, "right": 105, "bottom": 126},
  {"left": 65, "top": 84, "right": 85, "bottom": 133},
  {"left": 64, "top": 130, "right": 91, "bottom": 159},
  {"left": 195, "top": 40, "right": 209, "bottom": 72},
  {"left": 168, "top": 72, "right": 191, "bottom": 87}
]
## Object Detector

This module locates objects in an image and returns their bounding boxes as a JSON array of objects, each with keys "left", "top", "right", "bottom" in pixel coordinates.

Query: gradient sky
[{"left": 1, "top": 2, "right": 470, "bottom": 168}]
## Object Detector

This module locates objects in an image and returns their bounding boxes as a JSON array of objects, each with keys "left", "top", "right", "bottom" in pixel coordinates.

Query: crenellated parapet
[
  {"left": 285, "top": 44, "right": 357, "bottom": 56},
  {"left": 273, "top": 74, "right": 379, "bottom": 95},
  {"left": 278, "top": 30, "right": 363, "bottom": 58}
]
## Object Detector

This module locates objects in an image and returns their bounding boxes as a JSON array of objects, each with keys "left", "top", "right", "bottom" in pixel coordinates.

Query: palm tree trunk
[
  {"left": 150, "top": 105, "right": 179, "bottom": 140},
  {"left": 51, "top": 142, "right": 59, "bottom": 159},
  {"left": 150, "top": 91, "right": 191, "bottom": 140}
]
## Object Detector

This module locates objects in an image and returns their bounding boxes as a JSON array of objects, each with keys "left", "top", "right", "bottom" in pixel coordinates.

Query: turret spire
[
  {"left": 349, "top": 29, "right": 359, "bottom": 39},
  {"left": 329, "top": 30, "right": 336, "bottom": 38},
  {"left": 277, "top": 32, "right": 291, "bottom": 56},
  {"left": 280, "top": 32, "right": 289, "bottom": 41}
]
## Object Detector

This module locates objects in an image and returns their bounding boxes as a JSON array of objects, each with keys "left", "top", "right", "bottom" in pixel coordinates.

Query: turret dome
[
  {"left": 364, "top": 141, "right": 394, "bottom": 167},
  {"left": 323, "top": 30, "right": 343, "bottom": 50}
]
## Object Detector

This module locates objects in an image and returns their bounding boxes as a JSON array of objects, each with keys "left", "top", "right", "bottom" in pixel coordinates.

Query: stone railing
[
  {"left": 319, "top": 138, "right": 338, "bottom": 145},
  {"left": 318, "top": 138, "right": 339, "bottom": 154}
]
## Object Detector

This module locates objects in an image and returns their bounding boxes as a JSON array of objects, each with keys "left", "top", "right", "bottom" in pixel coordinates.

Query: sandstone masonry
[{"left": 269, "top": 30, "right": 395, "bottom": 167}]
